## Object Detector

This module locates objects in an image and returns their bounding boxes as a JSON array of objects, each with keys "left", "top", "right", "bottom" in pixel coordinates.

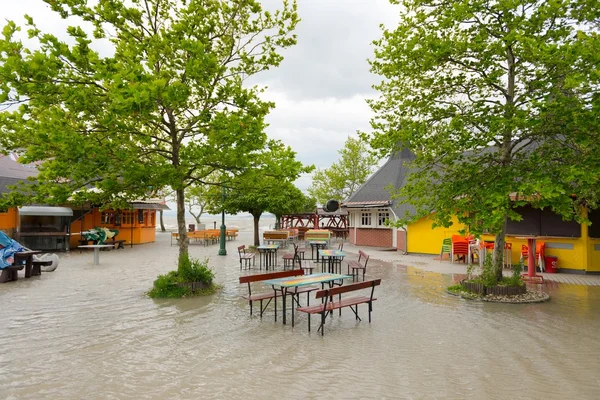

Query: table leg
[{"left": 282, "top": 288, "right": 287, "bottom": 325}]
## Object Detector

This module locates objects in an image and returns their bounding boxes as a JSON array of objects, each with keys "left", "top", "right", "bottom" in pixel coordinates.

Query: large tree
[
  {"left": 0, "top": 0, "right": 299, "bottom": 266},
  {"left": 308, "top": 137, "right": 378, "bottom": 205},
  {"left": 366, "top": 0, "right": 600, "bottom": 281}
]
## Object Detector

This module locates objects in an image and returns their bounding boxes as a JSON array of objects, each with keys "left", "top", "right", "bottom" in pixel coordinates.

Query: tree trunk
[
  {"left": 176, "top": 187, "right": 189, "bottom": 265},
  {"left": 274, "top": 214, "right": 281, "bottom": 229},
  {"left": 159, "top": 210, "right": 166, "bottom": 232},
  {"left": 252, "top": 211, "right": 262, "bottom": 246},
  {"left": 493, "top": 216, "right": 508, "bottom": 282}
]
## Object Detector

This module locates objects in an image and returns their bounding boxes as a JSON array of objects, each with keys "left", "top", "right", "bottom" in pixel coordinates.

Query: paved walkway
[{"left": 342, "top": 241, "right": 600, "bottom": 287}]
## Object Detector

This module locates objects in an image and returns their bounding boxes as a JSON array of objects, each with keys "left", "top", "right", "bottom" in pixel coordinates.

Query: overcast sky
[{"left": 1, "top": 0, "right": 400, "bottom": 192}]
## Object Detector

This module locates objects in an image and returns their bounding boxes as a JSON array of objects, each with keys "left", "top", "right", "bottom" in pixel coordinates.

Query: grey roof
[
  {"left": 18, "top": 206, "right": 74, "bottom": 216},
  {"left": 0, "top": 154, "right": 38, "bottom": 179},
  {"left": 344, "top": 147, "right": 417, "bottom": 217},
  {"left": 0, "top": 155, "right": 37, "bottom": 196}
]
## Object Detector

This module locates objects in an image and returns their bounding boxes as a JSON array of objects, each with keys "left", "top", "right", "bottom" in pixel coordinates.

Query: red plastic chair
[
  {"left": 521, "top": 241, "right": 545, "bottom": 270},
  {"left": 451, "top": 235, "right": 469, "bottom": 263}
]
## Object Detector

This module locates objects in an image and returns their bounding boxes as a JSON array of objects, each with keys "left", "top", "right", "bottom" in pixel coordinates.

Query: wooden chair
[
  {"left": 346, "top": 250, "right": 369, "bottom": 281},
  {"left": 296, "top": 253, "right": 316, "bottom": 274},
  {"left": 237, "top": 245, "right": 255, "bottom": 270},
  {"left": 282, "top": 243, "right": 299, "bottom": 269}
]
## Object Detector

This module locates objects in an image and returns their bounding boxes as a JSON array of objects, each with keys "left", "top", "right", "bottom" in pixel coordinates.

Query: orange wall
[
  {"left": 0, "top": 207, "right": 18, "bottom": 235},
  {"left": 70, "top": 209, "right": 157, "bottom": 247}
]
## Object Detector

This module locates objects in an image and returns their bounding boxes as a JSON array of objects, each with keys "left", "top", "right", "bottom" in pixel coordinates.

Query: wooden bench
[
  {"left": 346, "top": 250, "right": 370, "bottom": 281},
  {"left": 304, "top": 229, "right": 331, "bottom": 243},
  {"left": 238, "top": 245, "right": 255, "bottom": 270},
  {"left": 0, "top": 265, "right": 24, "bottom": 283},
  {"left": 239, "top": 269, "right": 307, "bottom": 318},
  {"left": 104, "top": 239, "right": 125, "bottom": 249},
  {"left": 31, "top": 260, "right": 52, "bottom": 276},
  {"left": 263, "top": 231, "right": 289, "bottom": 247},
  {"left": 297, "top": 279, "right": 381, "bottom": 335}
]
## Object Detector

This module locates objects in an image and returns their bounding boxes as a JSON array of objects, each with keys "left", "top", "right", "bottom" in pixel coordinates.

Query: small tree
[
  {"left": 186, "top": 183, "right": 213, "bottom": 227},
  {"left": 208, "top": 141, "right": 313, "bottom": 245},
  {"left": 366, "top": 0, "right": 600, "bottom": 282},
  {"left": 308, "top": 137, "right": 378, "bottom": 205}
]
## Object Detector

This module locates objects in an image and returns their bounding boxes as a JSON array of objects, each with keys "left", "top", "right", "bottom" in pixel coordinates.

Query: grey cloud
[{"left": 252, "top": 0, "right": 399, "bottom": 101}]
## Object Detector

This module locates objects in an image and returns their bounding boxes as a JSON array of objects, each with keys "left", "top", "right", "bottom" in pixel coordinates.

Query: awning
[
  {"left": 131, "top": 203, "right": 170, "bottom": 210},
  {"left": 18, "top": 206, "right": 74, "bottom": 216}
]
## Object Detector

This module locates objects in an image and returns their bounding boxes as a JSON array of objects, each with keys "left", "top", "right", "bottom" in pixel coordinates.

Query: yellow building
[{"left": 343, "top": 148, "right": 600, "bottom": 274}]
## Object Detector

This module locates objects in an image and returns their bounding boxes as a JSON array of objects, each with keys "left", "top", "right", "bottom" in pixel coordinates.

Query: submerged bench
[
  {"left": 104, "top": 239, "right": 125, "bottom": 249},
  {"left": 0, "top": 265, "right": 24, "bottom": 283},
  {"left": 239, "top": 269, "right": 308, "bottom": 318},
  {"left": 297, "top": 279, "right": 381, "bottom": 335},
  {"left": 263, "top": 231, "right": 289, "bottom": 247},
  {"left": 346, "top": 250, "right": 370, "bottom": 281},
  {"left": 304, "top": 229, "right": 331, "bottom": 243}
]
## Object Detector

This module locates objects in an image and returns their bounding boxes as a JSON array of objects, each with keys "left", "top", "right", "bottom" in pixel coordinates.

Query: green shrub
[
  {"left": 148, "top": 256, "right": 217, "bottom": 298},
  {"left": 502, "top": 262, "right": 524, "bottom": 287},
  {"left": 178, "top": 257, "right": 215, "bottom": 284},
  {"left": 148, "top": 273, "right": 190, "bottom": 298},
  {"left": 480, "top": 254, "right": 497, "bottom": 288}
]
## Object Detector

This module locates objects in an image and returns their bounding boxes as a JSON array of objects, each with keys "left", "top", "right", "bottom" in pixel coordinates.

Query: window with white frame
[
  {"left": 377, "top": 209, "right": 390, "bottom": 226},
  {"left": 361, "top": 210, "right": 372, "bottom": 226}
]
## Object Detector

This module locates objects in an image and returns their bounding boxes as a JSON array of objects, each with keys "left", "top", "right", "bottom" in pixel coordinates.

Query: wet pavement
[{"left": 1, "top": 231, "right": 599, "bottom": 399}]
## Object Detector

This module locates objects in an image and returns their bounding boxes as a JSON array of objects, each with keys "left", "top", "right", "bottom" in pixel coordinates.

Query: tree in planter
[
  {"left": 207, "top": 140, "right": 313, "bottom": 246},
  {"left": 365, "top": 0, "right": 600, "bottom": 283},
  {"left": 0, "top": 0, "right": 299, "bottom": 269},
  {"left": 308, "top": 137, "right": 378, "bottom": 205}
]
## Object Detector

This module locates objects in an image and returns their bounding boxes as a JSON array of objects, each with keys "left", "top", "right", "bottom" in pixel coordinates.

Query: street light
[{"left": 218, "top": 183, "right": 227, "bottom": 256}]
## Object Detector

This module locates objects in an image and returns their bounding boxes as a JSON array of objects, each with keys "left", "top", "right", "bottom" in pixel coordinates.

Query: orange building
[{"left": 0, "top": 154, "right": 167, "bottom": 250}]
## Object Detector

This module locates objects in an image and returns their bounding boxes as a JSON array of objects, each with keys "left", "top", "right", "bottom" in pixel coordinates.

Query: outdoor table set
[
  {"left": 318, "top": 249, "right": 345, "bottom": 274},
  {"left": 261, "top": 272, "right": 351, "bottom": 325},
  {"left": 256, "top": 244, "right": 280, "bottom": 270},
  {"left": 308, "top": 240, "right": 328, "bottom": 261}
]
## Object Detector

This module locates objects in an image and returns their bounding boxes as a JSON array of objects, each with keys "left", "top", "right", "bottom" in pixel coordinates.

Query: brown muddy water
[{"left": 1, "top": 231, "right": 599, "bottom": 399}]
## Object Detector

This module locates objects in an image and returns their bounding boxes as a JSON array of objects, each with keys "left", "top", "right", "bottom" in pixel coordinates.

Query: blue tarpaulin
[{"left": 0, "top": 231, "right": 25, "bottom": 269}]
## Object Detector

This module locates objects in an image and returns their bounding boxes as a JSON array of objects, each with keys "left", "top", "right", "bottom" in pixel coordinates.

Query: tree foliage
[
  {"left": 366, "top": 0, "right": 600, "bottom": 280},
  {"left": 207, "top": 140, "right": 313, "bottom": 245},
  {"left": 308, "top": 137, "right": 378, "bottom": 205},
  {"left": 0, "top": 0, "right": 299, "bottom": 265}
]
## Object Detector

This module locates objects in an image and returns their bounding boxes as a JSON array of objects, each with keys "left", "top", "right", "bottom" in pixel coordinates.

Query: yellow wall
[
  {"left": 407, "top": 214, "right": 466, "bottom": 254},
  {"left": 482, "top": 234, "right": 586, "bottom": 272},
  {"left": 408, "top": 212, "right": 600, "bottom": 272}
]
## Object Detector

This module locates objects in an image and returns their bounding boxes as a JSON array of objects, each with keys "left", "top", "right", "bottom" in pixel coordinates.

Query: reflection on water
[{"left": 1, "top": 234, "right": 600, "bottom": 399}]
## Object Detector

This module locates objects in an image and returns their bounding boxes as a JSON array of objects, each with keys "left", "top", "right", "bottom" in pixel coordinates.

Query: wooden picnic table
[
  {"left": 308, "top": 240, "right": 328, "bottom": 261},
  {"left": 318, "top": 249, "right": 345, "bottom": 274},
  {"left": 256, "top": 244, "right": 280, "bottom": 270},
  {"left": 261, "top": 272, "right": 351, "bottom": 325}
]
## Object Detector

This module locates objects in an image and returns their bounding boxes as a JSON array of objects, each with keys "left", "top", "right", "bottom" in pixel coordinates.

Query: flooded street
[{"left": 1, "top": 231, "right": 599, "bottom": 399}]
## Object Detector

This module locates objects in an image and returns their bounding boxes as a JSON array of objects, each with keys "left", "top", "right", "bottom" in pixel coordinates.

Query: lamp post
[{"left": 218, "top": 183, "right": 227, "bottom": 256}]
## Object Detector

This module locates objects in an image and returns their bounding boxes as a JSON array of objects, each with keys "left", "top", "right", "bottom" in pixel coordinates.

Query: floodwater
[{"left": 1, "top": 231, "right": 599, "bottom": 399}]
